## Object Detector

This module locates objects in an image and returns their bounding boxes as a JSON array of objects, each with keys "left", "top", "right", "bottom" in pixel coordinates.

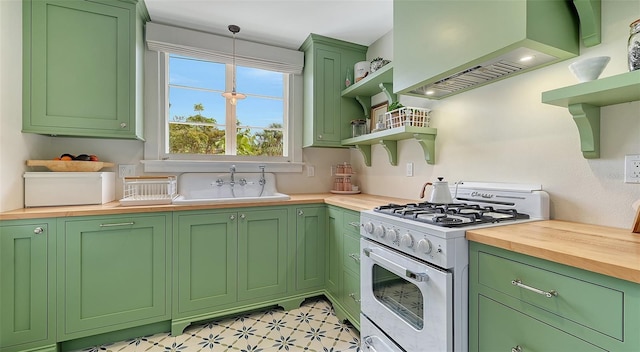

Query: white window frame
[{"left": 142, "top": 23, "right": 303, "bottom": 173}]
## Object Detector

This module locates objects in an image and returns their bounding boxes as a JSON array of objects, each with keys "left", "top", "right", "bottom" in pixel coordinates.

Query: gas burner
[{"left": 374, "top": 201, "right": 530, "bottom": 228}]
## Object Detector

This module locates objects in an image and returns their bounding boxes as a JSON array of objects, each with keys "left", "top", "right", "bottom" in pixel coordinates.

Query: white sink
[{"left": 172, "top": 172, "right": 290, "bottom": 205}]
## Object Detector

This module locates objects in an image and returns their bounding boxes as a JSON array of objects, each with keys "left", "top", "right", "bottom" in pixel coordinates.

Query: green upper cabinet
[
  {"left": 22, "top": 0, "right": 148, "bottom": 139},
  {"left": 300, "top": 34, "right": 367, "bottom": 147},
  {"left": 393, "top": 0, "right": 579, "bottom": 99},
  {"left": 57, "top": 213, "right": 171, "bottom": 341},
  {"left": 0, "top": 220, "right": 56, "bottom": 352}
]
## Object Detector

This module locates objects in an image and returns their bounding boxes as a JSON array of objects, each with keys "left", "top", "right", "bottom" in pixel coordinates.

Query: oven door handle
[{"left": 363, "top": 248, "right": 429, "bottom": 283}]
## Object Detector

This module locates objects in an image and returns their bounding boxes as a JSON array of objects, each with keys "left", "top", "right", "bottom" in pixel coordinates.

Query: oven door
[{"left": 360, "top": 238, "right": 453, "bottom": 352}]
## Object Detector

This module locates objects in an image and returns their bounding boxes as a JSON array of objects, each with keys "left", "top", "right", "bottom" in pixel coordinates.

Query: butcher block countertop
[
  {"left": 467, "top": 220, "right": 640, "bottom": 284},
  {"left": 0, "top": 193, "right": 415, "bottom": 220}
]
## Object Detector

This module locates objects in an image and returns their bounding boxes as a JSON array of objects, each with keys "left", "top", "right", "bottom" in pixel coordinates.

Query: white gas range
[{"left": 359, "top": 182, "right": 549, "bottom": 352}]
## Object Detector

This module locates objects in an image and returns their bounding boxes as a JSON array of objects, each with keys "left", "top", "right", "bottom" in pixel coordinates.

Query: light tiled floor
[{"left": 76, "top": 297, "right": 361, "bottom": 352}]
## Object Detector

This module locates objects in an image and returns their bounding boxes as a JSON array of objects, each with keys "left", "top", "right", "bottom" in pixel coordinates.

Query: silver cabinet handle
[
  {"left": 240, "top": 213, "right": 246, "bottom": 220},
  {"left": 348, "top": 293, "right": 361, "bottom": 303},
  {"left": 33, "top": 227, "right": 44, "bottom": 234},
  {"left": 348, "top": 221, "right": 360, "bottom": 228},
  {"left": 511, "top": 345, "right": 523, "bottom": 352},
  {"left": 120, "top": 122, "right": 127, "bottom": 128},
  {"left": 298, "top": 209, "right": 304, "bottom": 216},
  {"left": 230, "top": 215, "right": 236, "bottom": 220},
  {"left": 511, "top": 279, "right": 557, "bottom": 298},
  {"left": 99, "top": 222, "right": 134, "bottom": 227},
  {"left": 348, "top": 253, "right": 360, "bottom": 263}
]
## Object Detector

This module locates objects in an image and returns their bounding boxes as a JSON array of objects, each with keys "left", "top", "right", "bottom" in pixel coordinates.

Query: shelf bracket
[
  {"left": 414, "top": 133, "right": 437, "bottom": 165},
  {"left": 572, "top": 0, "right": 601, "bottom": 47},
  {"left": 568, "top": 103, "right": 600, "bottom": 159},
  {"left": 354, "top": 145, "right": 372, "bottom": 166},
  {"left": 355, "top": 96, "right": 371, "bottom": 119},
  {"left": 379, "top": 83, "right": 396, "bottom": 105},
  {"left": 379, "top": 140, "right": 398, "bottom": 166}
]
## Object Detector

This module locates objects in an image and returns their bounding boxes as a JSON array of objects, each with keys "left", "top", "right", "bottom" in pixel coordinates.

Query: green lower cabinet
[
  {"left": 470, "top": 242, "right": 640, "bottom": 352},
  {"left": 57, "top": 213, "right": 171, "bottom": 341},
  {"left": 237, "top": 209, "right": 288, "bottom": 300},
  {"left": 0, "top": 220, "right": 56, "bottom": 352},
  {"left": 172, "top": 207, "right": 297, "bottom": 335},
  {"left": 324, "top": 206, "right": 361, "bottom": 328},
  {"left": 173, "top": 211, "right": 238, "bottom": 316},
  {"left": 295, "top": 206, "right": 326, "bottom": 291}
]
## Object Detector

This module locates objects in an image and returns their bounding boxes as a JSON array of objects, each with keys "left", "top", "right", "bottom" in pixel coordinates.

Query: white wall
[{"left": 356, "top": 0, "right": 640, "bottom": 228}]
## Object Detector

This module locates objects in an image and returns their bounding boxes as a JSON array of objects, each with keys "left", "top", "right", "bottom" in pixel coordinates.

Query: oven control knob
[
  {"left": 400, "top": 233, "right": 415, "bottom": 249},
  {"left": 386, "top": 228, "right": 399, "bottom": 242},
  {"left": 364, "top": 222, "right": 375, "bottom": 234},
  {"left": 374, "top": 225, "right": 386, "bottom": 238},
  {"left": 417, "top": 239, "right": 433, "bottom": 254}
]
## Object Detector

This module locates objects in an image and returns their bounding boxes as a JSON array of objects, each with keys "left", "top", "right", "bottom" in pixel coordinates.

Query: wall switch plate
[
  {"left": 118, "top": 164, "right": 136, "bottom": 178},
  {"left": 307, "top": 165, "right": 315, "bottom": 177},
  {"left": 406, "top": 162, "right": 414, "bottom": 177},
  {"left": 624, "top": 155, "right": 640, "bottom": 183}
]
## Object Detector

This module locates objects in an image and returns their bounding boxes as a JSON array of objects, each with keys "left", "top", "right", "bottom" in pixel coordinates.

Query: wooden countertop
[
  {"left": 467, "top": 220, "right": 640, "bottom": 284},
  {"left": 0, "top": 193, "right": 415, "bottom": 220}
]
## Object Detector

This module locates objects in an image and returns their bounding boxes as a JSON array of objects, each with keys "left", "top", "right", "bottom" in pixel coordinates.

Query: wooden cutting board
[
  {"left": 26, "top": 160, "right": 115, "bottom": 172},
  {"left": 633, "top": 206, "right": 640, "bottom": 233}
]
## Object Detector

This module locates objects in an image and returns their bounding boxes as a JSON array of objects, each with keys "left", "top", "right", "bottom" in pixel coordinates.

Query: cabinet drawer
[
  {"left": 478, "top": 250, "right": 623, "bottom": 340},
  {"left": 476, "top": 295, "right": 605, "bottom": 352},
  {"left": 342, "top": 211, "right": 360, "bottom": 235},
  {"left": 343, "top": 232, "right": 360, "bottom": 274},
  {"left": 343, "top": 269, "right": 360, "bottom": 323}
]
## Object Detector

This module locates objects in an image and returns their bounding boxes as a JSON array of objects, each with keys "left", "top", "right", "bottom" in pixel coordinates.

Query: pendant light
[{"left": 221, "top": 24, "right": 246, "bottom": 105}]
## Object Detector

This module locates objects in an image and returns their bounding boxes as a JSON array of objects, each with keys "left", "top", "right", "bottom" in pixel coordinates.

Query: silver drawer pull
[
  {"left": 511, "top": 279, "right": 557, "bottom": 298},
  {"left": 511, "top": 345, "right": 523, "bottom": 352},
  {"left": 99, "top": 222, "right": 135, "bottom": 227},
  {"left": 33, "top": 227, "right": 45, "bottom": 234},
  {"left": 348, "top": 253, "right": 360, "bottom": 263},
  {"left": 348, "top": 293, "right": 361, "bottom": 303},
  {"left": 348, "top": 221, "right": 360, "bottom": 228}
]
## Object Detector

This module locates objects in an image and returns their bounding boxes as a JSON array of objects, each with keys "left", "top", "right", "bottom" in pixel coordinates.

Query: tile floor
[{"left": 76, "top": 297, "right": 361, "bottom": 352}]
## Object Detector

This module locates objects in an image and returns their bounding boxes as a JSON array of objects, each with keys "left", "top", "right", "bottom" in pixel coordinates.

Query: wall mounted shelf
[
  {"left": 341, "top": 63, "right": 394, "bottom": 118},
  {"left": 541, "top": 70, "right": 640, "bottom": 158},
  {"left": 341, "top": 125, "right": 437, "bottom": 166}
]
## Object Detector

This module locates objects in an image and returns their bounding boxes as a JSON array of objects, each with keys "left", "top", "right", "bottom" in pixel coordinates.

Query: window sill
[{"left": 141, "top": 160, "right": 304, "bottom": 173}]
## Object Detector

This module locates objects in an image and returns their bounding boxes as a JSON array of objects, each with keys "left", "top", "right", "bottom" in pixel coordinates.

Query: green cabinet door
[
  {"left": 0, "top": 220, "right": 56, "bottom": 352},
  {"left": 58, "top": 214, "right": 170, "bottom": 340},
  {"left": 238, "top": 209, "right": 288, "bottom": 301},
  {"left": 300, "top": 34, "right": 367, "bottom": 147},
  {"left": 23, "top": 0, "right": 146, "bottom": 139},
  {"left": 477, "top": 295, "right": 604, "bottom": 352},
  {"left": 325, "top": 207, "right": 343, "bottom": 299},
  {"left": 173, "top": 211, "right": 238, "bottom": 316},
  {"left": 295, "top": 206, "right": 326, "bottom": 291}
]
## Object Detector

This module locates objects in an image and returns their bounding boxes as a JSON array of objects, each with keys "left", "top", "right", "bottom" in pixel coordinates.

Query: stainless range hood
[{"left": 393, "top": 0, "right": 581, "bottom": 99}]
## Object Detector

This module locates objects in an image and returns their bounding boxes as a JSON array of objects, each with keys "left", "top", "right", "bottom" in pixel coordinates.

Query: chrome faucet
[
  {"left": 229, "top": 165, "right": 236, "bottom": 187},
  {"left": 258, "top": 165, "right": 266, "bottom": 186}
]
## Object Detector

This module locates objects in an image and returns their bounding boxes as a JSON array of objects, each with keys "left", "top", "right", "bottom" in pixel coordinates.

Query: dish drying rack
[{"left": 120, "top": 176, "right": 177, "bottom": 206}]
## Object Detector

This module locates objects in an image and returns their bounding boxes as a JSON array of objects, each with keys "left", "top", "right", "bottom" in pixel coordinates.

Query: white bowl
[{"left": 568, "top": 56, "right": 610, "bottom": 82}]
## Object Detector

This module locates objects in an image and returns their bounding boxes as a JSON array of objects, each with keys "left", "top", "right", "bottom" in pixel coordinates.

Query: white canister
[{"left": 354, "top": 61, "right": 369, "bottom": 82}]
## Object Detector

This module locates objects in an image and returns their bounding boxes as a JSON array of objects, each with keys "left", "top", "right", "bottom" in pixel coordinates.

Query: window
[
  {"left": 167, "top": 55, "right": 288, "bottom": 158},
  {"left": 143, "top": 22, "right": 304, "bottom": 172}
]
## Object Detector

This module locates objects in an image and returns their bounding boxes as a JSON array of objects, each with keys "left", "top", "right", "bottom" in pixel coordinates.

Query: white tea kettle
[{"left": 420, "top": 177, "right": 453, "bottom": 204}]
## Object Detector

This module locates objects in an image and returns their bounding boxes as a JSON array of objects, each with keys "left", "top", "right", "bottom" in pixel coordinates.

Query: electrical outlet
[
  {"left": 307, "top": 165, "right": 315, "bottom": 177},
  {"left": 118, "top": 164, "right": 136, "bottom": 178},
  {"left": 625, "top": 155, "right": 640, "bottom": 183},
  {"left": 406, "top": 162, "right": 414, "bottom": 177}
]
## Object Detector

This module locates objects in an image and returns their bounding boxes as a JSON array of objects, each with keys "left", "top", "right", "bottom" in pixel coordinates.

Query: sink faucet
[
  {"left": 258, "top": 165, "right": 266, "bottom": 186},
  {"left": 229, "top": 165, "right": 236, "bottom": 187}
]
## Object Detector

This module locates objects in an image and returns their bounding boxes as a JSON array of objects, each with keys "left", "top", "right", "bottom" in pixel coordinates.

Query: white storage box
[{"left": 24, "top": 172, "right": 115, "bottom": 207}]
